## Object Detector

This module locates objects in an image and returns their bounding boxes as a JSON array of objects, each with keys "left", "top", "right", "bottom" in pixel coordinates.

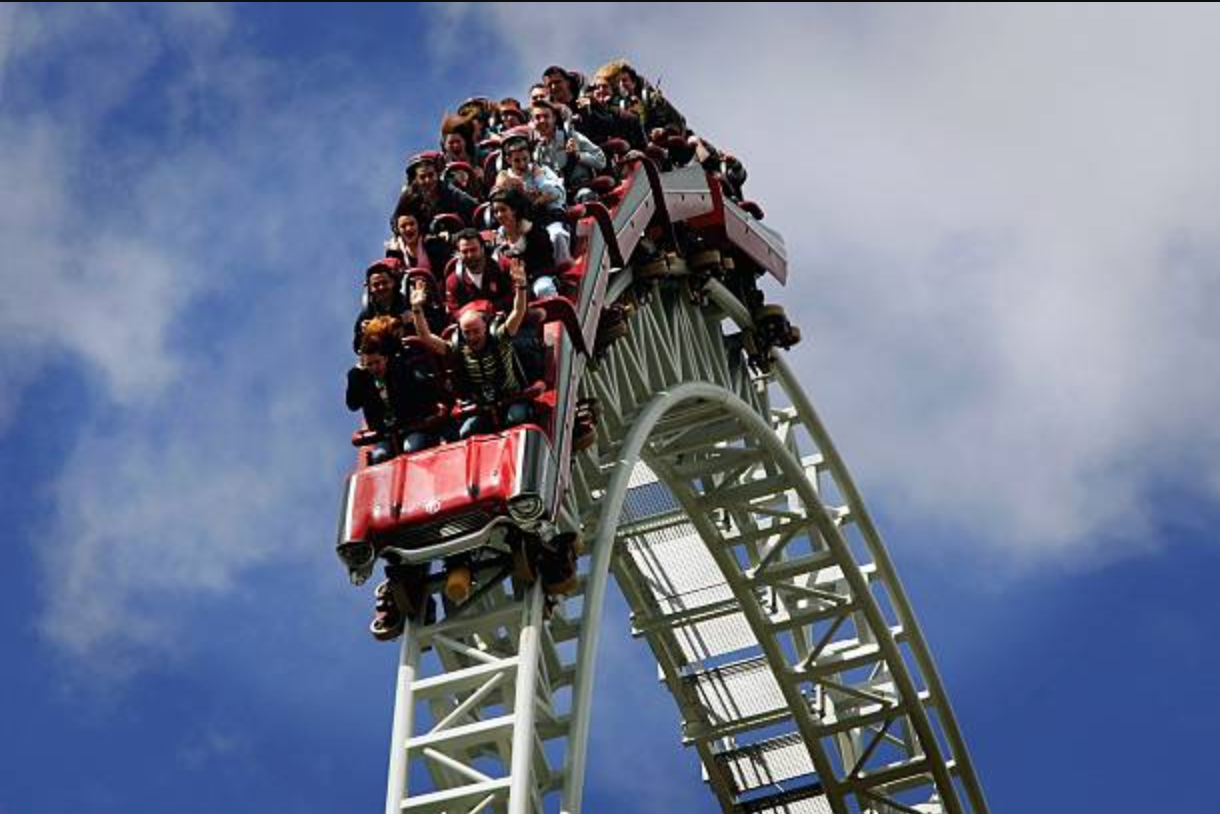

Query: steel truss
[{"left": 381, "top": 233, "right": 988, "bottom": 814}]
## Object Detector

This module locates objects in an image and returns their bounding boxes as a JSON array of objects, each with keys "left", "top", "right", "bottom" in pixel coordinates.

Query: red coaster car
[{"left": 336, "top": 423, "right": 558, "bottom": 585}]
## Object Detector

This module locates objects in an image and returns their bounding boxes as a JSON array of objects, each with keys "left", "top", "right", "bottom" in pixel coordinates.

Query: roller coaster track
[{"left": 378, "top": 162, "right": 989, "bottom": 814}]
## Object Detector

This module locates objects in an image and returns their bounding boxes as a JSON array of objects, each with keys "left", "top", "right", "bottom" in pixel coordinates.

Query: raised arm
[
  {"left": 502, "top": 259, "right": 530, "bottom": 337},
  {"left": 409, "top": 280, "right": 451, "bottom": 355}
]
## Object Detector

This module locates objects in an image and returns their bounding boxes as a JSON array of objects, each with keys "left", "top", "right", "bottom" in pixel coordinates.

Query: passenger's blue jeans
[
  {"left": 369, "top": 431, "right": 438, "bottom": 464},
  {"left": 404, "top": 431, "right": 438, "bottom": 453},
  {"left": 459, "top": 401, "right": 532, "bottom": 439}
]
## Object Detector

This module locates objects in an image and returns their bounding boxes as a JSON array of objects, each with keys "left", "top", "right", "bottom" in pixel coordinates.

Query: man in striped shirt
[{"left": 409, "top": 258, "right": 540, "bottom": 439}]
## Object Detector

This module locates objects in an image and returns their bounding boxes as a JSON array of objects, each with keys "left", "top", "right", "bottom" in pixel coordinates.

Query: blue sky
[{"left": 2, "top": 3, "right": 1219, "bottom": 812}]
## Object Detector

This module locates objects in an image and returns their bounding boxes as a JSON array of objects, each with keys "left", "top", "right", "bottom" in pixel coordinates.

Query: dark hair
[
  {"left": 543, "top": 66, "right": 583, "bottom": 97},
  {"left": 439, "top": 113, "right": 477, "bottom": 158},
  {"left": 358, "top": 337, "right": 392, "bottom": 357},
  {"left": 499, "top": 107, "right": 528, "bottom": 126},
  {"left": 404, "top": 151, "right": 443, "bottom": 182},
  {"left": 366, "top": 256, "right": 404, "bottom": 281},
  {"left": 366, "top": 265, "right": 395, "bottom": 283},
  {"left": 488, "top": 185, "right": 530, "bottom": 220},
  {"left": 391, "top": 191, "right": 426, "bottom": 234},
  {"left": 529, "top": 99, "right": 557, "bottom": 117},
  {"left": 501, "top": 133, "right": 531, "bottom": 156},
  {"left": 453, "top": 227, "right": 484, "bottom": 248}
]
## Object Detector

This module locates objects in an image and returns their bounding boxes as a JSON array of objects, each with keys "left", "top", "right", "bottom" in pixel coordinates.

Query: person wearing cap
[
  {"left": 530, "top": 99, "right": 605, "bottom": 192},
  {"left": 404, "top": 151, "right": 477, "bottom": 226},
  {"left": 353, "top": 258, "right": 409, "bottom": 353}
]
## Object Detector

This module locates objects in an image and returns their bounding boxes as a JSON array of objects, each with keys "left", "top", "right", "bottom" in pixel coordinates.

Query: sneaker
[
  {"left": 370, "top": 580, "right": 405, "bottom": 642},
  {"left": 594, "top": 305, "right": 629, "bottom": 355},
  {"left": 572, "top": 409, "right": 597, "bottom": 452},
  {"left": 444, "top": 564, "right": 473, "bottom": 604}
]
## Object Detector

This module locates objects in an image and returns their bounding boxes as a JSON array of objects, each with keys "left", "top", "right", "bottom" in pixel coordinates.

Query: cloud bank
[
  {"left": 1, "top": 4, "right": 406, "bottom": 666},
  {"left": 10, "top": 4, "right": 1220, "bottom": 673},
  {"left": 466, "top": 3, "right": 1220, "bottom": 562}
]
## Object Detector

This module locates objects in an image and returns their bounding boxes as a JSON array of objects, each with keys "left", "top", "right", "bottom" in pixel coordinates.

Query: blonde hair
[{"left": 594, "top": 59, "right": 632, "bottom": 85}]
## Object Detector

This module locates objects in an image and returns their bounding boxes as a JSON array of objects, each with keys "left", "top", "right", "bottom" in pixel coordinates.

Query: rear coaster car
[{"left": 337, "top": 425, "right": 557, "bottom": 586}]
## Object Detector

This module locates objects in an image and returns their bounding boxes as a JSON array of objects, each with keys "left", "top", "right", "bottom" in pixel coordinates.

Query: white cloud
[
  {"left": 459, "top": 3, "right": 1220, "bottom": 563},
  {"left": 0, "top": 5, "right": 214, "bottom": 422},
  {"left": 1, "top": 5, "right": 410, "bottom": 668},
  {"left": 20, "top": 3, "right": 1220, "bottom": 677}
]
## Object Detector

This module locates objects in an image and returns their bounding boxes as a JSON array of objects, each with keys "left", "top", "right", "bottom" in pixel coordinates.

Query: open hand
[
  {"left": 509, "top": 258, "right": 528, "bottom": 288},
  {"left": 409, "top": 279, "right": 428, "bottom": 308}
]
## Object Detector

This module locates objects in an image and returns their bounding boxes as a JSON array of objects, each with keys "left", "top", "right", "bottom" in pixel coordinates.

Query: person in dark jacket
[
  {"left": 594, "top": 59, "right": 687, "bottom": 137},
  {"left": 404, "top": 151, "right": 478, "bottom": 226},
  {"left": 353, "top": 258, "right": 409, "bottom": 353},
  {"left": 389, "top": 191, "right": 454, "bottom": 278},
  {"left": 346, "top": 323, "right": 449, "bottom": 461},
  {"left": 489, "top": 185, "right": 558, "bottom": 298},
  {"left": 573, "top": 76, "right": 646, "bottom": 151},
  {"left": 542, "top": 65, "right": 583, "bottom": 112}
]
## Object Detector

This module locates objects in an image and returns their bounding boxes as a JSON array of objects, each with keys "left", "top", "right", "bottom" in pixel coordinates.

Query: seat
[
  {"left": 431, "top": 212, "right": 465, "bottom": 238},
  {"left": 644, "top": 143, "right": 668, "bottom": 165},
  {"left": 600, "top": 137, "right": 630, "bottom": 162},
  {"left": 472, "top": 201, "right": 493, "bottom": 229}
]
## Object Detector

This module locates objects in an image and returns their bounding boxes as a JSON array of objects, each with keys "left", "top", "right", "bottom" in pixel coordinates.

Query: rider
[
  {"left": 409, "top": 258, "right": 539, "bottom": 439},
  {"left": 346, "top": 318, "right": 450, "bottom": 460}
]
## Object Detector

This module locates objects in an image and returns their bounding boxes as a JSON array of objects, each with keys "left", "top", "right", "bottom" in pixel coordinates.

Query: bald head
[{"left": 459, "top": 310, "right": 489, "bottom": 351}]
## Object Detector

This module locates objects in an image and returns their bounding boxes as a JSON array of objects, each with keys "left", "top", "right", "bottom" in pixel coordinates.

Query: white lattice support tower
[
  {"left": 377, "top": 170, "right": 989, "bottom": 814},
  {"left": 384, "top": 580, "right": 567, "bottom": 814}
]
